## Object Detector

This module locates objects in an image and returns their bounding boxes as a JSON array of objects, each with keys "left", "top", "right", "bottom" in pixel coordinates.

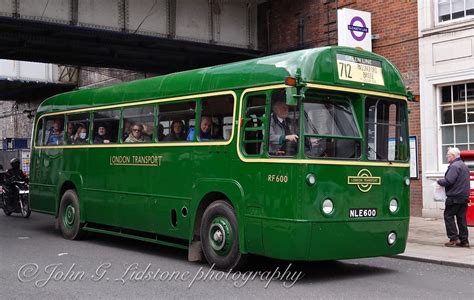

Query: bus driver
[{"left": 269, "top": 100, "right": 299, "bottom": 156}]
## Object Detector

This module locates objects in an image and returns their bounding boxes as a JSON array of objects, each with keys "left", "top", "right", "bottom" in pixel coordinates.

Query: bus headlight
[
  {"left": 404, "top": 177, "right": 410, "bottom": 186},
  {"left": 387, "top": 232, "right": 397, "bottom": 246},
  {"left": 306, "top": 173, "right": 316, "bottom": 186},
  {"left": 389, "top": 198, "right": 398, "bottom": 213},
  {"left": 322, "top": 199, "right": 334, "bottom": 215}
]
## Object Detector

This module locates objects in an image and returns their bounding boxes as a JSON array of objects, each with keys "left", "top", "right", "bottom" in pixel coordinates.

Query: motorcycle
[{"left": 2, "top": 180, "right": 31, "bottom": 218}]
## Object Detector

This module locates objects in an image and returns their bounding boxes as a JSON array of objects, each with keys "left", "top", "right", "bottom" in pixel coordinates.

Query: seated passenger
[
  {"left": 73, "top": 125, "right": 88, "bottom": 144},
  {"left": 46, "top": 119, "right": 64, "bottom": 145},
  {"left": 122, "top": 120, "right": 132, "bottom": 141},
  {"left": 66, "top": 123, "right": 76, "bottom": 144},
  {"left": 93, "top": 125, "right": 111, "bottom": 144},
  {"left": 125, "top": 123, "right": 148, "bottom": 143},
  {"left": 269, "top": 100, "right": 299, "bottom": 156},
  {"left": 212, "top": 122, "right": 223, "bottom": 140},
  {"left": 164, "top": 120, "right": 186, "bottom": 142},
  {"left": 187, "top": 116, "right": 213, "bottom": 141},
  {"left": 142, "top": 123, "right": 153, "bottom": 141},
  {"left": 157, "top": 124, "right": 165, "bottom": 141}
]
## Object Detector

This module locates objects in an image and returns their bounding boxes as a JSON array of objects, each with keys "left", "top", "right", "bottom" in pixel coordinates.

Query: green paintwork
[{"left": 30, "top": 46, "right": 410, "bottom": 262}]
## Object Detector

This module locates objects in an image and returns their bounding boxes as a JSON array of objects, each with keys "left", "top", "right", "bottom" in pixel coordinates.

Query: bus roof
[{"left": 37, "top": 46, "right": 407, "bottom": 114}]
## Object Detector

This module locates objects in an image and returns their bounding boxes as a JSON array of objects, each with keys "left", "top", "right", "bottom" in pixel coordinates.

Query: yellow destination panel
[{"left": 336, "top": 54, "right": 384, "bottom": 86}]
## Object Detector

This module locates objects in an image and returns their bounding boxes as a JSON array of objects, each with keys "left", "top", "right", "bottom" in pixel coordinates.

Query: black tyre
[
  {"left": 200, "top": 200, "right": 246, "bottom": 270},
  {"left": 20, "top": 196, "right": 31, "bottom": 218},
  {"left": 58, "top": 190, "right": 85, "bottom": 240},
  {"left": 2, "top": 197, "right": 12, "bottom": 216}
]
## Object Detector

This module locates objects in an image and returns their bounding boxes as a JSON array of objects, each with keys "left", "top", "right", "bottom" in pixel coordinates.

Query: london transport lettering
[
  {"left": 336, "top": 54, "right": 384, "bottom": 86},
  {"left": 109, "top": 155, "right": 162, "bottom": 167}
]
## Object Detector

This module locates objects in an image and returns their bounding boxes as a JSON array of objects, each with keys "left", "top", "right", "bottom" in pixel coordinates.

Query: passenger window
[
  {"left": 122, "top": 105, "right": 154, "bottom": 143},
  {"left": 242, "top": 94, "right": 267, "bottom": 156},
  {"left": 158, "top": 101, "right": 196, "bottom": 142},
  {"left": 35, "top": 118, "right": 44, "bottom": 146},
  {"left": 195, "top": 95, "right": 234, "bottom": 142},
  {"left": 268, "top": 90, "right": 299, "bottom": 157},
  {"left": 92, "top": 110, "right": 120, "bottom": 144},
  {"left": 43, "top": 116, "right": 65, "bottom": 146},
  {"left": 66, "top": 113, "right": 90, "bottom": 145}
]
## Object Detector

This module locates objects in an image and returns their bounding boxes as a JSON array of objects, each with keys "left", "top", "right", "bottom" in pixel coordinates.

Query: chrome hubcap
[
  {"left": 210, "top": 224, "right": 226, "bottom": 251},
  {"left": 63, "top": 205, "right": 75, "bottom": 229}
]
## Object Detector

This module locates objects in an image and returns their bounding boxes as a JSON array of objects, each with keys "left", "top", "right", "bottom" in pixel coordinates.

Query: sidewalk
[{"left": 395, "top": 217, "right": 474, "bottom": 268}]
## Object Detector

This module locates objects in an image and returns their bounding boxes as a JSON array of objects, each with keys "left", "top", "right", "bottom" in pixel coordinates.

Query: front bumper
[{"left": 254, "top": 218, "right": 408, "bottom": 261}]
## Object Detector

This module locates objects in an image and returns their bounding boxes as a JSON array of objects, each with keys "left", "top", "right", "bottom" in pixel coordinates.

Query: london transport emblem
[{"left": 347, "top": 169, "right": 381, "bottom": 192}]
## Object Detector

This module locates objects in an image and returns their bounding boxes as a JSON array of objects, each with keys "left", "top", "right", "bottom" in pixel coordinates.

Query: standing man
[{"left": 437, "top": 147, "right": 470, "bottom": 247}]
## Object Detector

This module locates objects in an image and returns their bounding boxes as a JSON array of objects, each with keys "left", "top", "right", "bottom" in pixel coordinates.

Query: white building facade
[{"left": 419, "top": 0, "right": 474, "bottom": 217}]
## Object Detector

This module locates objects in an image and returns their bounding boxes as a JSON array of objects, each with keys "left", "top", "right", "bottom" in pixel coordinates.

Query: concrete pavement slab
[{"left": 394, "top": 217, "right": 474, "bottom": 268}]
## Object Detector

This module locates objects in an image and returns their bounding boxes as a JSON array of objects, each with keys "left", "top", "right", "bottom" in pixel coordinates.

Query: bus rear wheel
[
  {"left": 58, "top": 190, "right": 85, "bottom": 240},
  {"left": 200, "top": 200, "right": 246, "bottom": 270}
]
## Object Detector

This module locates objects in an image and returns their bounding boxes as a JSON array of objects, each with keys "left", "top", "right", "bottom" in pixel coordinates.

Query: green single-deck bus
[{"left": 30, "top": 46, "right": 412, "bottom": 270}]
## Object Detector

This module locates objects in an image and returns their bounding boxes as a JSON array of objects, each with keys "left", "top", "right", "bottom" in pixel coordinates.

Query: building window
[
  {"left": 438, "top": 0, "right": 474, "bottom": 22},
  {"left": 440, "top": 82, "right": 474, "bottom": 163}
]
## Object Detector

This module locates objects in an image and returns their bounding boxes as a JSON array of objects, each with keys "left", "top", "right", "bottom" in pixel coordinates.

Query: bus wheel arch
[
  {"left": 189, "top": 192, "right": 246, "bottom": 270},
  {"left": 57, "top": 181, "right": 77, "bottom": 217},
  {"left": 191, "top": 192, "right": 232, "bottom": 241}
]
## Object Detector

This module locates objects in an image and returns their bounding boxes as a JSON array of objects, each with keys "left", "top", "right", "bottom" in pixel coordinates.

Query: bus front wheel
[
  {"left": 58, "top": 190, "right": 85, "bottom": 240},
  {"left": 200, "top": 200, "right": 246, "bottom": 270}
]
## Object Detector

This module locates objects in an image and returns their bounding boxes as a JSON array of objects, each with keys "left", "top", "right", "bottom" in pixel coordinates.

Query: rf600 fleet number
[{"left": 267, "top": 174, "right": 288, "bottom": 183}]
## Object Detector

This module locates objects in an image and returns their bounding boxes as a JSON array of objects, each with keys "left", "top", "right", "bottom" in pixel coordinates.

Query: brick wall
[
  {"left": 0, "top": 100, "right": 41, "bottom": 140},
  {"left": 265, "top": 0, "right": 422, "bottom": 215}
]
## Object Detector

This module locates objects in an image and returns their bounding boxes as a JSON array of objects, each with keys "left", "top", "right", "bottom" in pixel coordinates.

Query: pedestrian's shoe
[
  {"left": 444, "top": 240, "right": 459, "bottom": 247},
  {"left": 455, "top": 241, "right": 470, "bottom": 248}
]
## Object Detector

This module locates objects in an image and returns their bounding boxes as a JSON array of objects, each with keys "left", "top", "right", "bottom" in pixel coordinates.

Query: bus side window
[
  {"left": 158, "top": 101, "right": 196, "bottom": 142},
  {"left": 92, "top": 110, "right": 120, "bottom": 144},
  {"left": 43, "top": 116, "right": 65, "bottom": 146},
  {"left": 35, "top": 118, "right": 44, "bottom": 146},
  {"left": 122, "top": 105, "right": 154, "bottom": 143},
  {"left": 268, "top": 90, "right": 299, "bottom": 157},
  {"left": 66, "top": 113, "right": 90, "bottom": 145},
  {"left": 199, "top": 95, "right": 234, "bottom": 142},
  {"left": 242, "top": 94, "right": 266, "bottom": 156}
]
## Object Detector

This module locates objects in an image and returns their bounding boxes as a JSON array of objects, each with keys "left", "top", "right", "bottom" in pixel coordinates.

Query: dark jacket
[
  {"left": 5, "top": 168, "right": 28, "bottom": 185},
  {"left": 164, "top": 133, "right": 186, "bottom": 142},
  {"left": 437, "top": 157, "right": 470, "bottom": 205}
]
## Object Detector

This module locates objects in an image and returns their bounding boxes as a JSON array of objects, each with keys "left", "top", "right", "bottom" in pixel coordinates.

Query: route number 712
[{"left": 339, "top": 62, "right": 352, "bottom": 79}]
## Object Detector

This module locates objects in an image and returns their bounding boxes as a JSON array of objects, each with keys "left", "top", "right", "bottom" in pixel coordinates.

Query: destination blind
[{"left": 336, "top": 54, "right": 384, "bottom": 86}]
